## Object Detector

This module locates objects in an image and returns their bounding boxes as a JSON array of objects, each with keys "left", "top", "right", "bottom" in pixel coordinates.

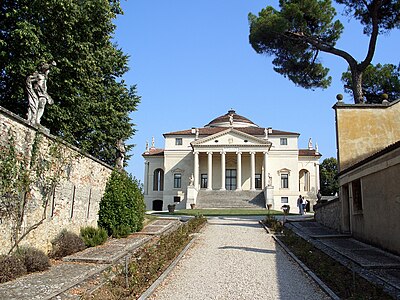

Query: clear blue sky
[{"left": 113, "top": 1, "right": 400, "bottom": 182}]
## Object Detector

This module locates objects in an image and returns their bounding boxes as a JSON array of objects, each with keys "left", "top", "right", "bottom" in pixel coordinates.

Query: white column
[
  {"left": 315, "top": 162, "right": 320, "bottom": 192},
  {"left": 194, "top": 151, "right": 199, "bottom": 189},
  {"left": 207, "top": 151, "right": 213, "bottom": 190},
  {"left": 236, "top": 151, "right": 242, "bottom": 190},
  {"left": 250, "top": 151, "right": 256, "bottom": 191},
  {"left": 220, "top": 151, "right": 226, "bottom": 190},
  {"left": 263, "top": 152, "right": 268, "bottom": 188}
]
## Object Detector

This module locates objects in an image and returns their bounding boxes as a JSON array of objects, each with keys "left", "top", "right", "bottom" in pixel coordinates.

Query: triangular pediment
[{"left": 191, "top": 128, "right": 270, "bottom": 147}]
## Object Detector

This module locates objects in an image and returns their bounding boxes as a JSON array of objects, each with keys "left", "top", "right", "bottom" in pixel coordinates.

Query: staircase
[{"left": 195, "top": 190, "right": 265, "bottom": 209}]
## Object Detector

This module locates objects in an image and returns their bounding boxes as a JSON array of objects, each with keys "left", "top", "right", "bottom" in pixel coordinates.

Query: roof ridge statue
[{"left": 26, "top": 61, "right": 56, "bottom": 126}]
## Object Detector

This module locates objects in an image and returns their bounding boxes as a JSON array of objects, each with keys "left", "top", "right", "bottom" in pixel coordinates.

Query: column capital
[
  {"left": 193, "top": 151, "right": 199, "bottom": 155},
  {"left": 220, "top": 150, "right": 226, "bottom": 155},
  {"left": 236, "top": 150, "right": 242, "bottom": 155},
  {"left": 263, "top": 151, "right": 269, "bottom": 155},
  {"left": 207, "top": 151, "right": 213, "bottom": 155},
  {"left": 249, "top": 151, "right": 256, "bottom": 155}
]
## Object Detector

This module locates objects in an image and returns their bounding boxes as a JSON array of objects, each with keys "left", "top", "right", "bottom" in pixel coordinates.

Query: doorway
[{"left": 225, "top": 169, "right": 237, "bottom": 190}]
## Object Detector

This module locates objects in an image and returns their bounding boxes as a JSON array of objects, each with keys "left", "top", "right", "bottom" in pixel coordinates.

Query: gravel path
[{"left": 149, "top": 217, "right": 331, "bottom": 300}]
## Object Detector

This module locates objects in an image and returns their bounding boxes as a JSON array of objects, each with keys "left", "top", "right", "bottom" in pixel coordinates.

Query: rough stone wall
[
  {"left": 314, "top": 198, "right": 341, "bottom": 232},
  {"left": 0, "top": 107, "right": 112, "bottom": 254},
  {"left": 334, "top": 100, "right": 400, "bottom": 171}
]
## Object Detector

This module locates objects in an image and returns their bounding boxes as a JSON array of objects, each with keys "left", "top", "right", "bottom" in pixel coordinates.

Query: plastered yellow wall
[{"left": 335, "top": 100, "right": 400, "bottom": 171}]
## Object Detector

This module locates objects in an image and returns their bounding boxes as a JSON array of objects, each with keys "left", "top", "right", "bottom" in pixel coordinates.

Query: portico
[{"left": 192, "top": 147, "right": 271, "bottom": 191}]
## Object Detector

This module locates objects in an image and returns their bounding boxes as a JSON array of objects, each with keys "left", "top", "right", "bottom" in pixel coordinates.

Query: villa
[{"left": 143, "top": 110, "right": 321, "bottom": 211}]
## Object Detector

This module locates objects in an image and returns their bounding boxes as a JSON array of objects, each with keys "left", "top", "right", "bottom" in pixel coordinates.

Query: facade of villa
[{"left": 143, "top": 110, "right": 321, "bottom": 211}]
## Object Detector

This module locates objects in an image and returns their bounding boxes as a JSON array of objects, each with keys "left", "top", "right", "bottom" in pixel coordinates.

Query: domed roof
[{"left": 205, "top": 109, "right": 259, "bottom": 128}]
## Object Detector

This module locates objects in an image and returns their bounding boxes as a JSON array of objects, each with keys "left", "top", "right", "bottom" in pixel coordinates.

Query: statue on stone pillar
[
  {"left": 26, "top": 61, "right": 56, "bottom": 126},
  {"left": 115, "top": 139, "right": 126, "bottom": 169},
  {"left": 189, "top": 173, "right": 194, "bottom": 186},
  {"left": 268, "top": 173, "right": 272, "bottom": 186}
]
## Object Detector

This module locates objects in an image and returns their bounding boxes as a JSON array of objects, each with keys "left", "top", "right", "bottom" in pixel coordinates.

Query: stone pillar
[
  {"left": 194, "top": 151, "right": 199, "bottom": 189},
  {"left": 263, "top": 151, "right": 268, "bottom": 188},
  {"left": 315, "top": 162, "right": 320, "bottom": 192},
  {"left": 207, "top": 151, "right": 213, "bottom": 190},
  {"left": 250, "top": 151, "right": 256, "bottom": 191},
  {"left": 236, "top": 151, "right": 242, "bottom": 191},
  {"left": 220, "top": 150, "right": 226, "bottom": 190}
]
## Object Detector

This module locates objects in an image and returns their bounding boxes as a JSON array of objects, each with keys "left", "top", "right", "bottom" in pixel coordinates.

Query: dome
[{"left": 205, "top": 109, "right": 259, "bottom": 128}]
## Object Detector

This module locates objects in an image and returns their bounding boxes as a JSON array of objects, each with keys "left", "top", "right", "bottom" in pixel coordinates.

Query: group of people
[{"left": 297, "top": 195, "right": 308, "bottom": 215}]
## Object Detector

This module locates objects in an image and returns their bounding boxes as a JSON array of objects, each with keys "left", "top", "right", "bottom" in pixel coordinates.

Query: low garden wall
[
  {"left": 314, "top": 197, "right": 341, "bottom": 232},
  {"left": 0, "top": 106, "right": 113, "bottom": 254}
]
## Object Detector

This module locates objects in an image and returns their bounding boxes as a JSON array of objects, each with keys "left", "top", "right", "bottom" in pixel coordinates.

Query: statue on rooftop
[{"left": 26, "top": 61, "right": 56, "bottom": 126}]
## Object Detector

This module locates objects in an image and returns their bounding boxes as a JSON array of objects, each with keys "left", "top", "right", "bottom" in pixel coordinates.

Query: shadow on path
[{"left": 218, "top": 245, "right": 276, "bottom": 254}]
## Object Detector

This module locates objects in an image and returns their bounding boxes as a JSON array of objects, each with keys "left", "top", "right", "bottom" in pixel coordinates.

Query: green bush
[
  {"left": 98, "top": 170, "right": 145, "bottom": 237},
  {"left": 49, "top": 229, "right": 86, "bottom": 259},
  {"left": 15, "top": 246, "right": 50, "bottom": 273},
  {"left": 0, "top": 254, "right": 27, "bottom": 283},
  {"left": 80, "top": 226, "right": 108, "bottom": 247},
  {"left": 263, "top": 215, "right": 284, "bottom": 233}
]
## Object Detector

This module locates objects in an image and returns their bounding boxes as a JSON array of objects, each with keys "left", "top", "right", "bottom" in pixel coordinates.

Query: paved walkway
[
  {"left": 149, "top": 217, "right": 331, "bottom": 300},
  {"left": 0, "top": 218, "right": 180, "bottom": 300}
]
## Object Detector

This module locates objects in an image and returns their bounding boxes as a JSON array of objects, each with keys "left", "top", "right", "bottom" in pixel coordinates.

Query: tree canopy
[
  {"left": 342, "top": 63, "right": 400, "bottom": 103},
  {"left": 249, "top": 0, "right": 400, "bottom": 104},
  {"left": 319, "top": 157, "right": 339, "bottom": 196},
  {"left": 0, "top": 0, "right": 140, "bottom": 165}
]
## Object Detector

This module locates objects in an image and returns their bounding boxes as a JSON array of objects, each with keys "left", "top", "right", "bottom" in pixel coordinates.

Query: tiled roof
[
  {"left": 142, "top": 148, "right": 164, "bottom": 157},
  {"left": 164, "top": 127, "right": 299, "bottom": 137},
  {"left": 299, "top": 149, "right": 322, "bottom": 157},
  {"left": 205, "top": 109, "right": 258, "bottom": 127}
]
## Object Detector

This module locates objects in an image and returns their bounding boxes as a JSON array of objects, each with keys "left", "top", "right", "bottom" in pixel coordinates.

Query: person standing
[
  {"left": 297, "top": 195, "right": 304, "bottom": 214},
  {"left": 302, "top": 196, "right": 307, "bottom": 214}
]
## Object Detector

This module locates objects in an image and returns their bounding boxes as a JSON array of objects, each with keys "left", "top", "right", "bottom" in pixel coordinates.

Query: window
[
  {"left": 175, "top": 138, "right": 183, "bottom": 145},
  {"left": 255, "top": 174, "right": 262, "bottom": 189},
  {"left": 352, "top": 179, "right": 363, "bottom": 212},
  {"left": 281, "top": 174, "right": 289, "bottom": 188},
  {"left": 153, "top": 169, "right": 164, "bottom": 191},
  {"left": 174, "top": 173, "right": 182, "bottom": 188},
  {"left": 174, "top": 196, "right": 181, "bottom": 202},
  {"left": 201, "top": 174, "right": 208, "bottom": 188},
  {"left": 281, "top": 197, "right": 288, "bottom": 203},
  {"left": 280, "top": 138, "right": 288, "bottom": 145}
]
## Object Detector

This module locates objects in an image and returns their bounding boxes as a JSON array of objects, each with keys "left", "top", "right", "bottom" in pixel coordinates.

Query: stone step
[{"left": 196, "top": 190, "right": 265, "bottom": 209}]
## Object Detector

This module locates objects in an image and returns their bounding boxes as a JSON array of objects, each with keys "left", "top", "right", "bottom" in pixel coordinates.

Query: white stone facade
[{"left": 143, "top": 110, "right": 321, "bottom": 211}]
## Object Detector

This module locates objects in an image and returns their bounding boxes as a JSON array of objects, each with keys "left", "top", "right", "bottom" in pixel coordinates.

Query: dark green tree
[
  {"left": 98, "top": 169, "right": 145, "bottom": 237},
  {"left": 249, "top": 0, "right": 400, "bottom": 104},
  {"left": 320, "top": 157, "right": 339, "bottom": 196},
  {"left": 342, "top": 63, "right": 400, "bottom": 103},
  {"left": 0, "top": 0, "right": 140, "bottom": 164}
]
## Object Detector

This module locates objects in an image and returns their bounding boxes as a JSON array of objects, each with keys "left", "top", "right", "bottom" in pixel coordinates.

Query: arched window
[{"left": 153, "top": 168, "right": 164, "bottom": 191}]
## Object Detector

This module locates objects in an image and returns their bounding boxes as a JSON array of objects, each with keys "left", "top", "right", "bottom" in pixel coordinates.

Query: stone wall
[
  {"left": 0, "top": 106, "right": 113, "bottom": 254},
  {"left": 314, "top": 198, "right": 341, "bottom": 232},
  {"left": 334, "top": 100, "right": 400, "bottom": 171}
]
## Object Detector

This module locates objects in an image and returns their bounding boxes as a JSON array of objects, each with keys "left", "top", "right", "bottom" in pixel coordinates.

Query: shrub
[
  {"left": 80, "top": 226, "right": 108, "bottom": 247},
  {"left": 112, "top": 224, "right": 133, "bottom": 238},
  {"left": 98, "top": 170, "right": 146, "bottom": 237},
  {"left": 49, "top": 229, "right": 86, "bottom": 259},
  {"left": 0, "top": 254, "right": 27, "bottom": 283},
  {"left": 15, "top": 246, "right": 50, "bottom": 273},
  {"left": 263, "top": 215, "right": 284, "bottom": 233}
]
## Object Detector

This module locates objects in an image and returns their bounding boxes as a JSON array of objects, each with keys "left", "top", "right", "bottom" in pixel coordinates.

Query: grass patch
[
  {"left": 155, "top": 208, "right": 285, "bottom": 216},
  {"left": 278, "top": 229, "right": 393, "bottom": 299}
]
